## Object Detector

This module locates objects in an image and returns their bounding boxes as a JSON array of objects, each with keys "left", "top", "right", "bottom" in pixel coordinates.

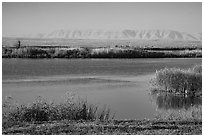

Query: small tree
[{"left": 15, "top": 40, "right": 21, "bottom": 48}]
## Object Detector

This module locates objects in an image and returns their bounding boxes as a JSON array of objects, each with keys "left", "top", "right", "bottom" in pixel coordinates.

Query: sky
[{"left": 2, "top": 2, "right": 202, "bottom": 36}]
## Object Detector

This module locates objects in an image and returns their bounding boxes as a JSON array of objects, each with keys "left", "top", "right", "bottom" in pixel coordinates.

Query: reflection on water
[{"left": 151, "top": 92, "right": 202, "bottom": 110}]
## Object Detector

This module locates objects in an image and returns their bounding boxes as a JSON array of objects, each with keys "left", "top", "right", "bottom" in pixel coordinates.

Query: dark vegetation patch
[{"left": 2, "top": 46, "right": 201, "bottom": 58}]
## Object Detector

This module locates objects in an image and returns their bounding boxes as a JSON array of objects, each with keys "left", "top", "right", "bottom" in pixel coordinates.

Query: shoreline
[{"left": 2, "top": 46, "right": 202, "bottom": 58}]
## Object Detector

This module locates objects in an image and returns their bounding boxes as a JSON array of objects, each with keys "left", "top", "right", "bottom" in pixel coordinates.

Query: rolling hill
[{"left": 30, "top": 29, "right": 202, "bottom": 41}]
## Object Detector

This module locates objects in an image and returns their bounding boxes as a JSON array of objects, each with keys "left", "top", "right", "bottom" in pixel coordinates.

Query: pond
[{"left": 2, "top": 58, "right": 202, "bottom": 120}]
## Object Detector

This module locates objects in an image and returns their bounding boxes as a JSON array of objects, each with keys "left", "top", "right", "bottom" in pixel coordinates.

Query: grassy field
[{"left": 2, "top": 119, "right": 202, "bottom": 135}]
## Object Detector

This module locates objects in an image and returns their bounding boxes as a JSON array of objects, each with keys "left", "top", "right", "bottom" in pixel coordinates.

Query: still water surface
[{"left": 2, "top": 58, "right": 201, "bottom": 119}]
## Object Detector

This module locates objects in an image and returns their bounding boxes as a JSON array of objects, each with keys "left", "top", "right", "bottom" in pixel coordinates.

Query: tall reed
[{"left": 152, "top": 65, "right": 202, "bottom": 94}]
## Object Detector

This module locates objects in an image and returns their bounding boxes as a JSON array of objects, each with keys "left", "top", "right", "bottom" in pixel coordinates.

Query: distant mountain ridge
[{"left": 8, "top": 29, "right": 202, "bottom": 41}]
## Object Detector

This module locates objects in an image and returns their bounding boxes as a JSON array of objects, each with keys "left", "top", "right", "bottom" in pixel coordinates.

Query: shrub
[{"left": 153, "top": 65, "right": 202, "bottom": 94}]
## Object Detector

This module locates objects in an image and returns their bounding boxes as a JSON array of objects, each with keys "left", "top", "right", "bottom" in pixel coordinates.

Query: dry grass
[
  {"left": 2, "top": 93, "right": 113, "bottom": 129},
  {"left": 2, "top": 119, "right": 202, "bottom": 135}
]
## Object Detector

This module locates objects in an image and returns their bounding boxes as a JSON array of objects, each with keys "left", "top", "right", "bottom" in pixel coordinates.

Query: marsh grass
[
  {"left": 2, "top": 93, "right": 113, "bottom": 129},
  {"left": 151, "top": 65, "right": 202, "bottom": 95}
]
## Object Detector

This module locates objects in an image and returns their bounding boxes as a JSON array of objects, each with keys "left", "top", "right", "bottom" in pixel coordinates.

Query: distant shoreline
[{"left": 2, "top": 46, "right": 202, "bottom": 58}]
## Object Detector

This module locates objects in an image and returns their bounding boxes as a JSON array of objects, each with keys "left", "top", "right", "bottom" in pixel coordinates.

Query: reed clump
[{"left": 152, "top": 65, "right": 202, "bottom": 95}]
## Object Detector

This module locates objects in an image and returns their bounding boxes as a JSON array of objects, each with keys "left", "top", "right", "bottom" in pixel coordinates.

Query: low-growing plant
[{"left": 2, "top": 93, "right": 114, "bottom": 129}]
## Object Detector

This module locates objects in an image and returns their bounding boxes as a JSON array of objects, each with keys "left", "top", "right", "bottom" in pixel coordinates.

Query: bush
[
  {"left": 3, "top": 93, "right": 113, "bottom": 129},
  {"left": 153, "top": 65, "right": 202, "bottom": 94}
]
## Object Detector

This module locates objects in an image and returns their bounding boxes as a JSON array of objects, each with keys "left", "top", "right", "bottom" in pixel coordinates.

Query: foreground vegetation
[
  {"left": 2, "top": 46, "right": 202, "bottom": 58},
  {"left": 3, "top": 93, "right": 113, "bottom": 130},
  {"left": 3, "top": 119, "right": 201, "bottom": 135}
]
